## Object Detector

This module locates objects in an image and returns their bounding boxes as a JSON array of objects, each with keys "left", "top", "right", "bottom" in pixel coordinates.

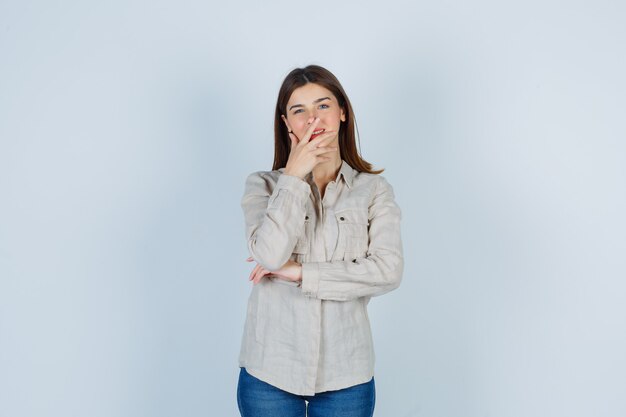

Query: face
[{"left": 281, "top": 83, "right": 346, "bottom": 143}]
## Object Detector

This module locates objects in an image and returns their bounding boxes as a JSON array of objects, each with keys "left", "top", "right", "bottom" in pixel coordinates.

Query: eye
[
  {"left": 319, "top": 104, "right": 329, "bottom": 109},
  {"left": 293, "top": 109, "right": 303, "bottom": 114}
]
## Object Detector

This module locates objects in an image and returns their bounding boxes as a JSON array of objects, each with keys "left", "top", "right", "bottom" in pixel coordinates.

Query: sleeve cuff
[{"left": 300, "top": 262, "right": 320, "bottom": 298}]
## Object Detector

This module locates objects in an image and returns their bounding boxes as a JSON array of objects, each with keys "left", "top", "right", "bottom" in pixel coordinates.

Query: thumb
[{"left": 288, "top": 132, "right": 299, "bottom": 149}]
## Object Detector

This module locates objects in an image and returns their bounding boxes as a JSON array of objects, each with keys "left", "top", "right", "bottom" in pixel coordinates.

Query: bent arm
[
  {"left": 241, "top": 172, "right": 311, "bottom": 271},
  {"left": 300, "top": 176, "right": 404, "bottom": 301}
]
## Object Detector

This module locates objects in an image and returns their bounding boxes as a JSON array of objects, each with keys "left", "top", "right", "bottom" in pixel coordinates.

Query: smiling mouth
[{"left": 311, "top": 129, "right": 325, "bottom": 139}]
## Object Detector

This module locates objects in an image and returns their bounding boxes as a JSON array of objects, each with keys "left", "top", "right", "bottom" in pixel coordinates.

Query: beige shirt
[{"left": 238, "top": 159, "right": 404, "bottom": 396}]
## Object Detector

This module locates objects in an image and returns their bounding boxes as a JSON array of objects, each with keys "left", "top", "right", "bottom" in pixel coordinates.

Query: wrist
[
  {"left": 296, "top": 264, "right": 303, "bottom": 283},
  {"left": 283, "top": 168, "right": 304, "bottom": 179}
]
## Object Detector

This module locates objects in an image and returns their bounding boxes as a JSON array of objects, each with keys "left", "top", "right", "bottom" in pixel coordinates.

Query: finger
[
  {"left": 246, "top": 257, "right": 253, "bottom": 262},
  {"left": 253, "top": 268, "right": 269, "bottom": 285},
  {"left": 308, "top": 130, "right": 337, "bottom": 148},
  {"left": 288, "top": 132, "right": 299, "bottom": 149},
  {"left": 299, "top": 117, "right": 321, "bottom": 145},
  {"left": 313, "top": 146, "right": 338, "bottom": 156},
  {"left": 253, "top": 266, "right": 268, "bottom": 284},
  {"left": 316, "top": 155, "right": 333, "bottom": 164},
  {"left": 251, "top": 267, "right": 261, "bottom": 283},
  {"left": 249, "top": 264, "right": 261, "bottom": 281}
]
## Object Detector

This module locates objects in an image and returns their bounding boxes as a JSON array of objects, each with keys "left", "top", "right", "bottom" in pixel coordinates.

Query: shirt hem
[{"left": 239, "top": 364, "right": 374, "bottom": 397}]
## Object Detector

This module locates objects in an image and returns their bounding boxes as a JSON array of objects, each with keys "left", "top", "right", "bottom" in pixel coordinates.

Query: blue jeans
[{"left": 237, "top": 367, "right": 376, "bottom": 417}]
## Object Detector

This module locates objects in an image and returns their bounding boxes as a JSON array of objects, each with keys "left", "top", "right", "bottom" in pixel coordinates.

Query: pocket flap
[{"left": 335, "top": 207, "right": 369, "bottom": 225}]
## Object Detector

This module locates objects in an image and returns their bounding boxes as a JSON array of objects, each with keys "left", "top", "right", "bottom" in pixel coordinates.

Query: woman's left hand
[{"left": 245, "top": 257, "right": 302, "bottom": 285}]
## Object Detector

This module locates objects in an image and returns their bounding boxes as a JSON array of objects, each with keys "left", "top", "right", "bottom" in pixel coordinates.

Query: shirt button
[
  {"left": 305, "top": 215, "right": 309, "bottom": 220},
  {"left": 339, "top": 216, "right": 345, "bottom": 221}
]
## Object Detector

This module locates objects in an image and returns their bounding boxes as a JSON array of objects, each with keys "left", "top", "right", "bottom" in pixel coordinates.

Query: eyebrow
[{"left": 288, "top": 97, "right": 331, "bottom": 112}]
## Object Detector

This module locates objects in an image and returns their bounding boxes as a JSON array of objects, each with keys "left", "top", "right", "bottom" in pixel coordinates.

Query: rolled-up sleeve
[
  {"left": 300, "top": 176, "right": 403, "bottom": 301},
  {"left": 241, "top": 171, "right": 312, "bottom": 271}
]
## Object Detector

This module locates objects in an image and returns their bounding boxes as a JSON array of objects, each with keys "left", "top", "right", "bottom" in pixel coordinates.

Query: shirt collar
[
  {"left": 279, "top": 159, "right": 355, "bottom": 189},
  {"left": 337, "top": 159, "right": 355, "bottom": 188}
]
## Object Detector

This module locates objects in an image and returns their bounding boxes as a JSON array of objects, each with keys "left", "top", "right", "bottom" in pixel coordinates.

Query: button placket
[{"left": 294, "top": 211, "right": 312, "bottom": 261}]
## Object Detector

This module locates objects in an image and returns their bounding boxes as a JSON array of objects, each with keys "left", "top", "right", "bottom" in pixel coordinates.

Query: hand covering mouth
[{"left": 311, "top": 128, "right": 325, "bottom": 139}]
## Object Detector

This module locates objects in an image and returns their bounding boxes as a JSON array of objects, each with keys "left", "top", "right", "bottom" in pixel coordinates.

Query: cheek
[
  {"left": 322, "top": 112, "right": 342, "bottom": 126},
  {"left": 293, "top": 120, "right": 309, "bottom": 133}
]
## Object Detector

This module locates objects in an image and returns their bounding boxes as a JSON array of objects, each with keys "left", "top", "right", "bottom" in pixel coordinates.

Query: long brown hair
[{"left": 272, "top": 65, "right": 384, "bottom": 174}]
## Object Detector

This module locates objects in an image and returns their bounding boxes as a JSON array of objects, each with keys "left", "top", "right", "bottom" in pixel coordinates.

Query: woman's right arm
[{"left": 241, "top": 171, "right": 311, "bottom": 271}]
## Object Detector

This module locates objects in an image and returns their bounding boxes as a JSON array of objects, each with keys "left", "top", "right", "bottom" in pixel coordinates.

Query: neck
[{"left": 312, "top": 153, "right": 342, "bottom": 183}]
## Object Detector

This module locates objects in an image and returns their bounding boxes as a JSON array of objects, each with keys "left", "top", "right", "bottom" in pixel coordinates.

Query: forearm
[
  {"left": 243, "top": 173, "right": 311, "bottom": 271},
  {"left": 300, "top": 250, "right": 404, "bottom": 301}
]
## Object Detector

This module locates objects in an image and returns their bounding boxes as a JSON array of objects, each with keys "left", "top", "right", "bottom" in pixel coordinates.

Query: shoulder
[
  {"left": 244, "top": 169, "right": 282, "bottom": 189},
  {"left": 241, "top": 170, "right": 282, "bottom": 205},
  {"left": 352, "top": 171, "right": 395, "bottom": 195}
]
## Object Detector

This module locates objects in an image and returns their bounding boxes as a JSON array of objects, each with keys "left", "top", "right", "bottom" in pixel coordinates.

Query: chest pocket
[{"left": 335, "top": 207, "right": 370, "bottom": 261}]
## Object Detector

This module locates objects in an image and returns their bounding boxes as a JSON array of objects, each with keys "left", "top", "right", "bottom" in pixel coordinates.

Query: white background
[{"left": 1, "top": 1, "right": 625, "bottom": 416}]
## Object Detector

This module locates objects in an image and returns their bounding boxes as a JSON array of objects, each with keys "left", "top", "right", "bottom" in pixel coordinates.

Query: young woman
[{"left": 237, "top": 64, "right": 404, "bottom": 417}]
